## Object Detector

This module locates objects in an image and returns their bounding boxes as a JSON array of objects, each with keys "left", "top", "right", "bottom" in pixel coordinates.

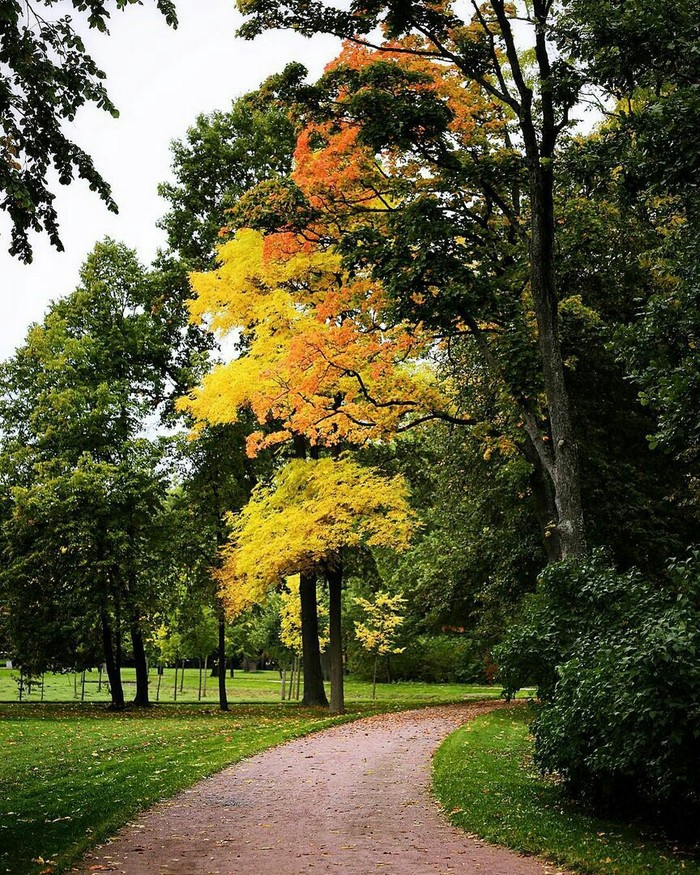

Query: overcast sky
[{"left": 0, "top": 0, "right": 340, "bottom": 359}]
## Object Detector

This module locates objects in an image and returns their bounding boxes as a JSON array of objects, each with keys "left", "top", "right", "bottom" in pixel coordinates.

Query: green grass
[
  {"left": 0, "top": 666, "right": 510, "bottom": 704},
  {"left": 0, "top": 677, "right": 508, "bottom": 875},
  {"left": 433, "top": 707, "right": 700, "bottom": 875},
  {"left": 0, "top": 702, "right": 360, "bottom": 875}
]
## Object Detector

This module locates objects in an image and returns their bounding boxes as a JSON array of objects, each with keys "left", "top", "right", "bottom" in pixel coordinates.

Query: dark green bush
[
  {"left": 496, "top": 550, "right": 700, "bottom": 815},
  {"left": 349, "top": 633, "right": 488, "bottom": 683}
]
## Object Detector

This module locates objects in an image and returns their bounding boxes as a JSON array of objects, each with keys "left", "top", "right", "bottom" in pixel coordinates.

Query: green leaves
[{"left": 0, "top": 1, "right": 177, "bottom": 261}]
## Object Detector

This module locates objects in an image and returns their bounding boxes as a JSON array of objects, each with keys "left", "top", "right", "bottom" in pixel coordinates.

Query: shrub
[
  {"left": 496, "top": 550, "right": 700, "bottom": 816},
  {"left": 349, "top": 633, "right": 488, "bottom": 683}
]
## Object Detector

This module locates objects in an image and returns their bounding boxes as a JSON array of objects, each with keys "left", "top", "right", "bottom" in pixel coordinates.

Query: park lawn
[
  {"left": 0, "top": 702, "right": 360, "bottom": 875},
  {"left": 0, "top": 680, "right": 506, "bottom": 875},
  {"left": 433, "top": 707, "right": 700, "bottom": 875},
  {"left": 0, "top": 666, "right": 508, "bottom": 704}
]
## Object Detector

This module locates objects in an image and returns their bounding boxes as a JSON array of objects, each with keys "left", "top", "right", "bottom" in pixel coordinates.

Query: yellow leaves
[
  {"left": 217, "top": 457, "right": 417, "bottom": 618},
  {"left": 354, "top": 591, "right": 407, "bottom": 655},
  {"left": 180, "top": 228, "right": 460, "bottom": 454}
]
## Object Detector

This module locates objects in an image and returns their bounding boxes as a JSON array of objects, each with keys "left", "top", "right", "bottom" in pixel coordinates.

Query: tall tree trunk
[
  {"left": 300, "top": 571, "right": 328, "bottom": 706},
  {"left": 327, "top": 559, "right": 344, "bottom": 715},
  {"left": 130, "top": 622, "right": 150, "bottom": 706},
  {"left": 217, "top": 613, "right": 229, "bottom": 711},
  {"left": 487, "top": 1, "right": 587, "bottom": 560},
  {"left": 101, "top": 613, "right": 124, "bottom": 710},
  {"left": 528, "top": 163, "right": 586, "bottom": 559}
]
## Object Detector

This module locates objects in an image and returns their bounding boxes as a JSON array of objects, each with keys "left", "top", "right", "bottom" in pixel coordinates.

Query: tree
[
  {"left": 0, "top": 239, "right": 191, "bottom": 706},
  {"left": 233, "top": 0, "right": 640, "bottom": 559},
  {"left": 353, "top": 591, "right": 405, "bottom": 699},
  {"left": 181, "top": 227, "right": 456, "bottom": 454},
  {"left": 0, "top": 0, "right": 177, "bottom": 261},
  {"left": 217, "top": 456, "right": 416, "bottom": 713}
]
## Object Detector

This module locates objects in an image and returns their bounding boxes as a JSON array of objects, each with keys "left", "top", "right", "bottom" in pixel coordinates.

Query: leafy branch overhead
[{"left": 0, "top": 0, "right": 177, "bottom": 262}]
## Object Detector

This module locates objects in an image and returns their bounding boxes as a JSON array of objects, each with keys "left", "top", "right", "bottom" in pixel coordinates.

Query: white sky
[{"left": 0, "top": 0, "right": 340, "bottom": 359}]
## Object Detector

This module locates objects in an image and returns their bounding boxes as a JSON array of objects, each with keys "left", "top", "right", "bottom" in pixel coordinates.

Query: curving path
[{"left": 79, "top": 702, "right": 565, "bottom": 875}]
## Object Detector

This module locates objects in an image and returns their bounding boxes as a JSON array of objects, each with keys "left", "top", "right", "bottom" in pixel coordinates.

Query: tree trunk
[
  {"left": 327, "top": 560, "right": 344, "bottom": 715},
  {"left": 528, "top": 162, "right": 586, "bottom": 559},
  {"left": 217, "top": 616, "right": 229, "bottom": 711},
  {"left": 130, "top": 623, "right": 150, "bottom": 706},
  {"left": 522, "top": 435, "right": 562, "bottom": 563},
  {"left": 299, "top": 571, "right": 328, "bottom": 707},
  {"left": 101, "top": 613, "right": 124, "bottom": 710}
]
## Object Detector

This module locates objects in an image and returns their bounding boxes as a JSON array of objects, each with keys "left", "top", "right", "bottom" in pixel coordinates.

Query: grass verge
[
  {"left": 0, "top": 702, "right": 359, "bottom": 875},
  {"left": 433, "top": 707, "right": 700, "bottom": 875},
  {"left": 1, "top": 687, "right": 507, "bottom": 875},
  {"left": 0, "top": 666, "right": 509, "bottom": 705}
]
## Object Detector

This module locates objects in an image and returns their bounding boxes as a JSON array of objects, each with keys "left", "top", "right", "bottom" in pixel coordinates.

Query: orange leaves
[{"left": 180, "top": 228, "right": 451, "bottom": 455}]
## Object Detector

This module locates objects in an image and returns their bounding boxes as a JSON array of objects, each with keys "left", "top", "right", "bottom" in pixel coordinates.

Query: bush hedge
[{"left": 495, "top": 550, "right": 700, "bottom": 818}]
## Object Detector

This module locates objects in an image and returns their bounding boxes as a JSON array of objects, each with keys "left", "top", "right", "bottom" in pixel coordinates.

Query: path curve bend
[{"left": 80, "top": 701, "right": 562, "bottom": 875}]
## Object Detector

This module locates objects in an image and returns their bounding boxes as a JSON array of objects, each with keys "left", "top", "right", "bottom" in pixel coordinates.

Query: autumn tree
[
  {"left": 232, "top": 0, "right": 641, "bottom": 560},
  {"left": 0, "top": 0, "right": 177, "bottom": 261},
  {"left": 217, "top": 456, "right": 416, "bottom": 713},
  {"left": 354, "top": 592, "right": 405, "bottom": 699}
]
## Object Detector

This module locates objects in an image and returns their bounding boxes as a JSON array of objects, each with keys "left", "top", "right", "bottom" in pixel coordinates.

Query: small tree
[
  {"left": 354, "top": 592, "right": 406, "bottom": 700},
  {"left": 218, "top": 456, "right": 416, "bottom": 714}
]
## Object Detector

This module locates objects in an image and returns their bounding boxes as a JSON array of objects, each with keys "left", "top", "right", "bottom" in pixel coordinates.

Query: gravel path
[{"left": 79, "top": 702, "right": 563, "bottom": 875}]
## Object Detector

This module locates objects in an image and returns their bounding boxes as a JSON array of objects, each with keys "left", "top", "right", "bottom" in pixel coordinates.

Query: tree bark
[
  {"left": 527, "top": 161, "right": 586, "bottom": 559},
  {"left": 101, "top": 613, "right": 124, "bottom": 710},
  {"left": 522, "top": 435, "right": 562, "bottom": 563},
  {"left": 130, "top": 622, "right": 150, "bottom": 706},
  {"left": 217, "top": 615, "right": 229, "bottom": 711},
  {"left": 300, "top": 571, "right": 328, "bottom": 706},
  {"left": 327, "top": 559, "right": 344, "bottom": 715},
  {"left": 492, "top": 0, "right": 587, "bottom": 559}
]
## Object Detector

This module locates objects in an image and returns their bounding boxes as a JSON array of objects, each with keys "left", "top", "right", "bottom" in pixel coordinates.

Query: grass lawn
[
  {"left": 0, "top": 676, "right": 506, "bottom": 875},
  {"left": 433, "top": 706, "right": 700, "bottom": 875},
  {"left": 0, "top": 666, "right": 508, "bottom": 705}
]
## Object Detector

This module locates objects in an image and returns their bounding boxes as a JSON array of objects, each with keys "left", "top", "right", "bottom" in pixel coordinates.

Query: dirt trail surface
[{"left": 79, "top": 702, "right": 562, "bottom": 875}]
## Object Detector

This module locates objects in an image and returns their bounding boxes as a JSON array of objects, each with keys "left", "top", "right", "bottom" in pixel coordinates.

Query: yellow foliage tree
[
  {"left": 218, "top": 456, "right": 415, "bottom": 615},
  {"left": 217, "top": 455, "right": 417, "bottom": 713},
  {"left": 354, "top": 592, "right": 407, "bottom": 700},
  {"left": 179, "top": 228, "right": 464, "bottom": 455}
]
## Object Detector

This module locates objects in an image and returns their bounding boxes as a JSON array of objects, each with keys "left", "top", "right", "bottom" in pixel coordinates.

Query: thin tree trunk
[
  {"left": 299, "top": 571, "right": 328, "bottom": 707},
  {"left": 327, "top": 560, "right": 344, "bottom": 715},
  {"left": 203, "top": 655, "right": 208, "bottom": 697},
  {"left": 217, "top": 615, "right": 229, "bottom": 711},
  {"left": 130, "top": 623, "right": 150, "bottom": 706},
  {"left": 156, "top": 668, "right": 162, "bottom": 702},
  {"left": 372, "top": 654, "right": 378, "bottom": 701},
  {"left": 198, "top": 658, "right": 203, "bottom": 700},
  {"left": 173, "top": 662, "right": 178, "bottom": 701},
  {"left": 295, "top": 655, "right": 301, "bottom": 700},
  {"left": 180, "top": 658, "right": 185, "bottom": 692},
  {"left": 101, "top": 612, "right": 124, "bottom": 710}
]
